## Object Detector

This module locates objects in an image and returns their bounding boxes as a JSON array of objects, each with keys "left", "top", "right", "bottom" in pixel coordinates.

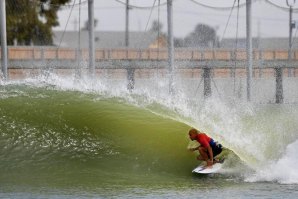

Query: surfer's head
[{"left": 189, "top": 128, "right": 199, "bottom": 140}]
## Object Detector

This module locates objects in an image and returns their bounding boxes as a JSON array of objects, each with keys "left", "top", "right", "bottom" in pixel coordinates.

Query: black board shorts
[{"left": 209, "top": 139, "right": 223, "bottom": 158}]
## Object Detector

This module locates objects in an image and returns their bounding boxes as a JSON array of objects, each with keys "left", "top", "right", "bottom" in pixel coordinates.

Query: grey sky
[{"left": 54, "top": 0, "right": 298, "bottom": 39}]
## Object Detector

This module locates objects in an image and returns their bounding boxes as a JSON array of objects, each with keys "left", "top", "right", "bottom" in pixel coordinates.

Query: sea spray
[{"left": 246, "top": 139, "right": 298, "bottom": 184}]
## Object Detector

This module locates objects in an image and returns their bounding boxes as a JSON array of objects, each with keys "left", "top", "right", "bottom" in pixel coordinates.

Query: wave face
[
  {"left": 1, "top": 74, "right": 298, "bottom": 187},
  {"left": 0, "top": 83, "right": 193, "bottom": 188}
]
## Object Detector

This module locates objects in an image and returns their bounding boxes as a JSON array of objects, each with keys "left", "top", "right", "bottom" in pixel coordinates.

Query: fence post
[
  {"left": 127, "top": 67, "right": 135, "bottom": 91},
  {"left": 0, "top": 0, "right": 8, "bottom": 79},
  {"left": 203, "top": 67, "right": 212, "bottom": 98},
  {"left": 275, "top": 67, "right": 283, "bottom": 104}
]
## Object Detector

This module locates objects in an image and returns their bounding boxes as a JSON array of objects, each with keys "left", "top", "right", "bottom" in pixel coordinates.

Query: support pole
[
  {"left": 88, "top": 0, "right": 95, "bottom": 77},
  {"left": 76, "top": 0, "right": 82, "bottom": 78},
  {"left": 203, "top": 67, "right": 212, "bottom": 98},
  {"left": 275, "top": 67, "right": 283, "bottom": 104},
  {"left": 167, "top": 0, "right": 174, "bottom": 94},
  {"left": 289, "top": 6, "right": 293, "bottom": 62},
  {"left": 246, "top": 0, "right": 252, "bottom": 102},
  {"left": 125, "top": 0, "right": 129, "bottom": 47},
  {"left": 127, "top": 68, "right": 135, "bottom": 92},
  {"left": 0, "top": 0, "right": 8, "bottom": 79},
  {"left": 287, "top": 0, "right": 296, "bottom": 76}
]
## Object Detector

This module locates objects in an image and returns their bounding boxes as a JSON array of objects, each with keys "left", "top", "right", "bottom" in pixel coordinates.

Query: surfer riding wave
[{"left": 188, "top": 128, "right": 223, "bottom": 167}]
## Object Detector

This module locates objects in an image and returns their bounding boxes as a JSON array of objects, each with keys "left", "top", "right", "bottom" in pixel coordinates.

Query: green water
[{"left": 0, "top": 84, "right": 298, "bottom": 198}]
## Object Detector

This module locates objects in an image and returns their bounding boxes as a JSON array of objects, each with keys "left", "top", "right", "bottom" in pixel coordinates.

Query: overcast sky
[{"left": 54, "top": 0, "right": 298, "bottom": 39}]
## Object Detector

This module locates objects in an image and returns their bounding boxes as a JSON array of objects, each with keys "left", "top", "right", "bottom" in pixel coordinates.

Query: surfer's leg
[
  {"left": 196, "top": 155, "right": 204, "bottom": 161},
  {"left": 198, "top": 146, "right": 209, "bottom": 161}
]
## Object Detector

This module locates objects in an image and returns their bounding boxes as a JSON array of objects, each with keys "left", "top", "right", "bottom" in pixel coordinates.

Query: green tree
[
  {"left": 6, "top": 0, "right": 70, "bottom": 45},
  {"left": 81, "top": 18, "right": 98, "bottom": 31},
  {"left": 184, "top": 24, "right": 218, "bottom": 48},
  {"left": 149, "top": 20, "right": 163, "bottom": 33}
]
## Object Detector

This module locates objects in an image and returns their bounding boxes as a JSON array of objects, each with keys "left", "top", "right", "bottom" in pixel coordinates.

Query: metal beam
[
  {"left": 7, "top": 59, "right": 298, "bottom": 70},
  {"left": 0, "top": 0, "right": 8, "bottom": 79},
  {"left": 167, "top": 0, "right": 174, "bottom": 94},
  {"left": 289, "top": 5, "right": 293, "bottom": 61},
  {"left": 246, "top": 0, "right": 252, "bottom": 102},
  {"left": 275, "top": 67, "right": 283, "bottom": 104},
  {"left": 88, "top": 0, "right": 95, "bottom": 76},
  {"left": 203, "top": 67, "right": 212, "bottom": 98},
  {"left": 287, "top": 0, "right": 296, "bottom": 76},
  {"left": 125, "top": 0, "right": 129, "bottom": 47}
]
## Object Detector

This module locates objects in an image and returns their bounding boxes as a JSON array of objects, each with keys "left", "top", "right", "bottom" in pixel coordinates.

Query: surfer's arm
[{"left": 189, "top": 147, "right": 198, "bottom": 151}]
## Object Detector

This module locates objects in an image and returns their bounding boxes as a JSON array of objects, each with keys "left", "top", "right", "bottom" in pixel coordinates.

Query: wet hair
[{"left": 188, "top": 128, "right": 199, "bottom": 135}]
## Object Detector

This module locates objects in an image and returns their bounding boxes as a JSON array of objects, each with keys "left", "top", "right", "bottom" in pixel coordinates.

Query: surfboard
[{"left": 192, "top": 163, "right": 223, "bottom": 174}]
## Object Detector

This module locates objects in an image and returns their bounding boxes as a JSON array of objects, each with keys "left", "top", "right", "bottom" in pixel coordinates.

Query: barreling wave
[
  {"left": 1, "top": 73, "right": 298, "bottom": 185},
  {"left": 0, "top": 83, "right": 194, "bottom": 182}
]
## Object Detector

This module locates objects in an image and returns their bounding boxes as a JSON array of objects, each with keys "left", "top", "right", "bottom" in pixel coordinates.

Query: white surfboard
[{"left": 192, "top": 163, "right": 223, "bottom": 174}]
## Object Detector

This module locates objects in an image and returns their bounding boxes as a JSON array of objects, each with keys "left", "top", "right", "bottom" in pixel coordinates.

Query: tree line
[
  {"left": 5, "top": 0, "right": 70, "bottom": 46},
  {"left": 149, "top": 20, "right": 218, "bottom": 48},
  {"left": 3, "top": 1, "right": 217, "bottom": 48}
]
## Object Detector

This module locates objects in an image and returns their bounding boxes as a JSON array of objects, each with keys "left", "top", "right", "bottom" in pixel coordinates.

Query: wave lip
[{"left": 245, "top": 139, "right": 298, "bottom": 184}]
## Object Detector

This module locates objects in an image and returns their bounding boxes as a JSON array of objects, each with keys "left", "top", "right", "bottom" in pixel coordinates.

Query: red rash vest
[{"left": 196, "top": 133, "right": 211, "bottom": 148}]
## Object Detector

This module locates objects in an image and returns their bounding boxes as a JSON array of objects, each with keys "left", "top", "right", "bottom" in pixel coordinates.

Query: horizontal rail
[
  {"left": 2, "top": 47, "right": 298, "bottom": 61},
  {"left": 1, "top": 47, "right": 298, "bottom": 69}
]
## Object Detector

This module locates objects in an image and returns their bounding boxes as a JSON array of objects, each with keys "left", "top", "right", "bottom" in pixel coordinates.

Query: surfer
[{"left": 188, "top": 128, "right": 223, "bottom": 167}]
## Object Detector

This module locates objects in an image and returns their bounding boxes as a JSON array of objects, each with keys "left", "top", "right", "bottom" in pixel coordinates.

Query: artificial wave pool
[{"left": 0, "top": 74, "right": 298, "bottom": 198}]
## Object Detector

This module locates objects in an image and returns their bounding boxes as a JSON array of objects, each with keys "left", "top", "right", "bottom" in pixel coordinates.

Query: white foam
[{"left": 245, "top": 139, "right": 298, "bottom": 184}]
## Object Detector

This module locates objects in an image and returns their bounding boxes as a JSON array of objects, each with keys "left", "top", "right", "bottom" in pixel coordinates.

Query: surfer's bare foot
[{"left": 214, "top": 158, "right": 225, "bottom": 164}]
